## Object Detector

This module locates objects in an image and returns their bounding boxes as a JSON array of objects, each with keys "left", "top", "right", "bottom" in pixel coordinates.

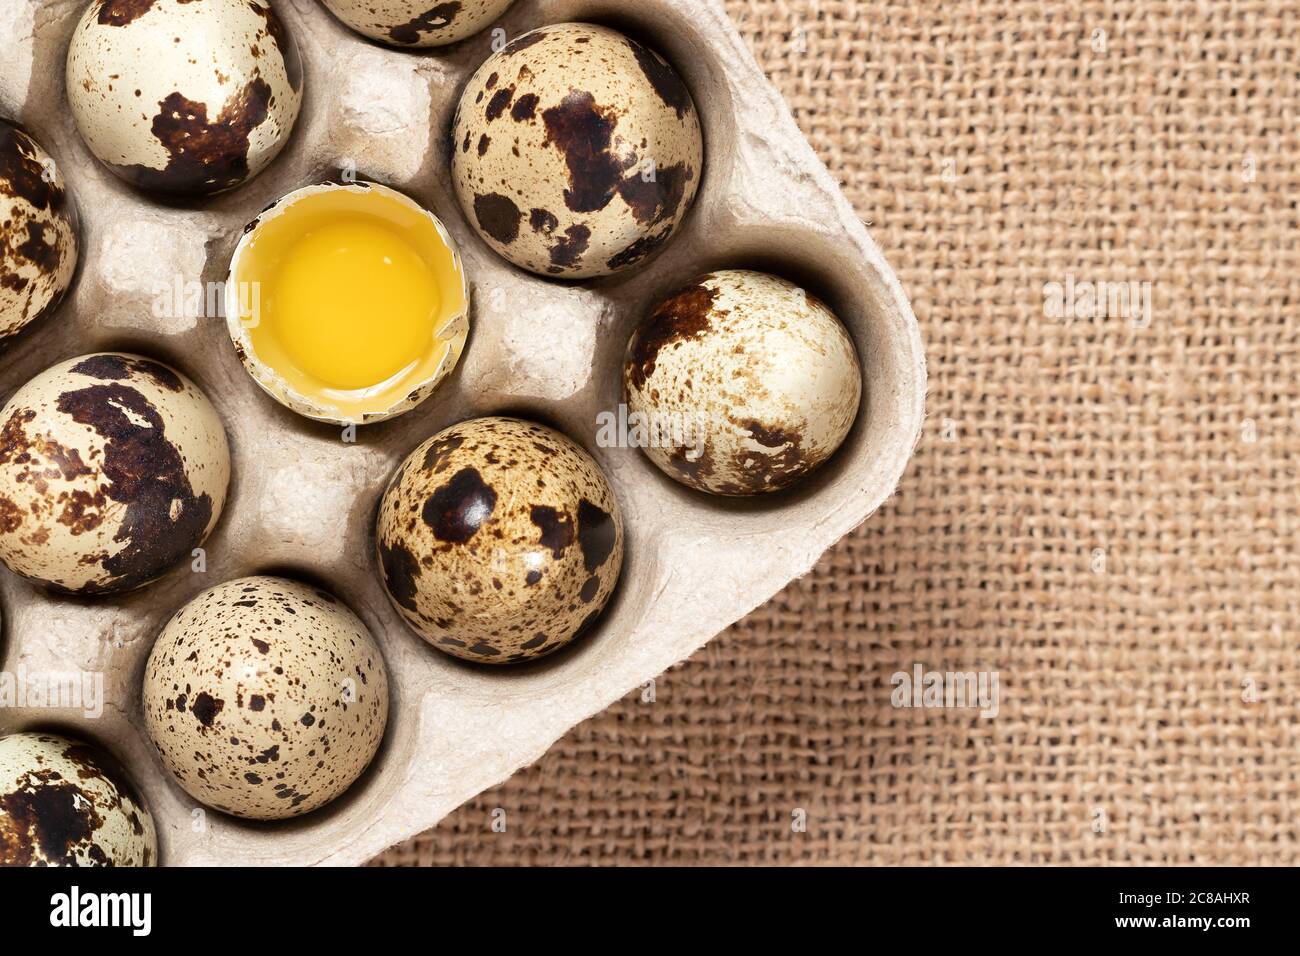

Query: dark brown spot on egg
[
  {"left": 473, "top": 192, "right": 522, "bottom": 244},
  {"left": 580, "top": 576, "right": 600, "bottom": 603},
  {"left": 485, "top": 87, "right": 515, "bottom": 122},
  {"left": 477, "top": 133, "right": 490, "bottom": 156},
  {"left": 191, "top": 692, "right": 223, "bottom": 727},
  {"left": 70, "top": 354, "right": 183, "bottom": 392},
  {"left": 114, "top": 79, "right": 273, "bottom": 195},
  {"left": 577, "top": 498, "right": 616, "bottom": 573},
  {"left": 626, "top": 37, "right": 693, "bottom": 119},
  {"left": 607, "top": 229, "right": 671, "bottom": 271},
  {"left": 549, "top": 224, "right": 591, "bottom": 269},
  {"left": 15, "top": 221, "right": 59, "bottom": 273},
  {"left": 53, "top": 382, "right": 213, "bottom": 595},
  {"left": 502, "top": 31, "right": 547, "bottom": 54},
  {"left": 529, "top": 208, "right": 558, "bottom": 234},
  {"left": 247, "top": 0, "right": 303, "bottom": 91},
  {"left": 389, "top": 2, "right": 462, "bottom": 44},
  {"left": 616, "top": 162, "right": 691, "bottom": 227},
  {"left": 626, "top": 281, "right": 717, "bottom": 389},
  {"left": 541, "top": 91, "right": 622, "bottom": 214},
  {"left": 95, "top": 0, "right": 156, "bottom": 27},
  {"left": 0, "top": 773, "right": 102, "bottom": 866},
  {"left": 0, "top": 123, "right": 67, "bottom": 213},
  {"left": 511, "top": 93, "right": 540, "bottom": 121},
  {"left": 423, "top": 467, "right": 497, "bottom": 543},
  {"left": 745, "top": 421, "right": 798, "bottom": 449},
  {"left": 530, "top": 504, "right": 574, "bottom": 558},
  {"left": 378, "top": 538, "right": 421, "bottom": 611}
]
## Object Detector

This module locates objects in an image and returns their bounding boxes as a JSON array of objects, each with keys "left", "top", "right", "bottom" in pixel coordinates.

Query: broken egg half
[
  {"left": 65, "top": 0, "right": 303, "bottom": 196},
  {"left": 0, "top": 352, "right": 230, "bottom": 595},
  {"left": 0, "top": 732, "right": 157, "bottom": 866},
  {"left": 320, "top": 0, "right": 517, "bottom": 48},
  {"left": 226, "top": 181, "right": 470, "bottom": 425}
]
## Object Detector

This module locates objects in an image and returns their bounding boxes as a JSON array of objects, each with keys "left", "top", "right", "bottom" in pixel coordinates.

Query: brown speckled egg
[
  {"left": 451, "top": 23, "right": 703, "bottom": 279},
  {"left": 65, "top": 0, "right": 303, "bottom": 196},
  {"left": 320, "top": 0, "right": 516, "bottom": 47},
  {"left": 0, "top": 732, "right": 157, "bottom": 867},
  {"left": 376, "top": 416, "right": 624, "bottom": 664},
  {"left": 0, "top": 352, "right": 230, "bottom": 595},
  {"left": 142, "top": 576, "right": 389, "bottom": 820},
  {"left": 625, "top": 270, "right": 862, "bottom": 496},
  {"left": 0, "top": 121, "right": 78, "bottom": 347}
]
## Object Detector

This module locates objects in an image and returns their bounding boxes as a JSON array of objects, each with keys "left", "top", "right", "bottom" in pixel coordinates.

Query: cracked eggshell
[
  {"left": 451, "top": 22, "right": 703, "bottom": 279},
  {"left": 376, "top": 416, "right": 624, "bottom": 664},
  {"left": 0, "top": 353, "right": 230, "bottom": 595},
  {"left": 142, "top": 576, "right": 389, "bottom": 820},
  {"left": 320, "top": 0, "right": 517, "bottom": 48},
  {"left": 625, "top": 270, "right": 862, "bottom": 496},
  {"left": 0, "top": 732, "right": 157, "bottom": 867},
  {"left": 65, "top": 0, "right": 303, "bottom": 196},
  {"left": 0, "top": 121, "right": 79, "bottom": 347},
  {"left": 226, "top": 180, "right": 470, "bottom": 426}
]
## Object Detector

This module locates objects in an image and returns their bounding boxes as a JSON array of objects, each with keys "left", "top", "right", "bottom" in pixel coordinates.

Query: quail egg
[
  {"left": 0, "top": 732, "right": 157, "bottom": 866},
  {"left": 142, "top": 576, "right": 389, "bottom": 820},
  {"left": 0, "top": 352, "right": 230, "bottom": 595},
  {"left": 320, "top": 0, "right": 516, "bottom": 47},
  {"left": 0, "top": 120, "right": 79, "bottom": 347},
  {"left": 625, "top": 270, "right": 862, "bottom": 495},
  {"left": 377, "top": 417, "right": 624, "bottom": 663},
  {"left": 65, "top": 0, "right": 303, "bottom": 195},
  {"left": 451, "top": 23, "right": 703, "bottom": 278}
]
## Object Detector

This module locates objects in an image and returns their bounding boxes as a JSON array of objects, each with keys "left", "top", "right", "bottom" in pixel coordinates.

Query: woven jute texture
[{"left": 371, "top": 0, "right": 1300, "bottom": 865}]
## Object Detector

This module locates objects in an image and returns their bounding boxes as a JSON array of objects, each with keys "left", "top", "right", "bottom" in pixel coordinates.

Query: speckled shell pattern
[
  {"left": 451, "top": 23, "right": 704, "bottom": 279},
  {"left": 376, "top": 417, "right": 624, "bottom": 664},
  {"left": 625, "top": 270, "right": 863, "bottom": 496},
  {"left": 0, "top": 352, "right": 230, "bottom": 595},
  {"left": 142, "top": 576, "right": 390, "bottom": 820},
  {"left": 320, "top": 0, "right": 516, "bottom": 48},
  {"left": 0, "top": 121, "right": 78, "bottom": 347},
  {"left": 65, "top": 0, "right": 303, "bottom": 195},
  {"left": 0, "top": 732, "right": 157, "bottom": 867}
]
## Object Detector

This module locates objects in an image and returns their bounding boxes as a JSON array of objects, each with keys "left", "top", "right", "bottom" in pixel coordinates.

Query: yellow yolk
[
  {"left": 268, "top": 218, "right": 439, "bottom": 391},
  {"left": 234, "top": 184, "right": 468, "bottom": 421}
]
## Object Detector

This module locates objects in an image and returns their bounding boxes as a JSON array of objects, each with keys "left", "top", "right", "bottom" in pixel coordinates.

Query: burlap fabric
[{"left": 372, "top": 0, "right": 1300, "bottom": 865}]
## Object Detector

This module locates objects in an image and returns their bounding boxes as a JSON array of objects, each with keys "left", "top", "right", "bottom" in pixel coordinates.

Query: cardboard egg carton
[{"left": 0, "top": 0, "right": 925, "bottom": 865}]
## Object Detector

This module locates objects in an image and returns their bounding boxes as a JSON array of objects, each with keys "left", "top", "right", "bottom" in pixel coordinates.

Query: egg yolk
[
  {"left": 234, "top": 185, "right": 466, "bottom": 420},
  {"left": 267, "top": 218, "right": 439, "bottom": 391}
]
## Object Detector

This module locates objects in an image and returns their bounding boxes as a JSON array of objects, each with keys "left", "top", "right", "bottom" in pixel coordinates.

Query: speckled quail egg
[
  {"left": 0, "top": 352, "right": 230, "bottom": 595},
  {"left": 320, "top": 0, "right": 516, "bottom": 47},
  {"left": 142, "top": 576, "right": 389, "bottom": 820},
  {"left": 0, "top": 732, "right": 157, "bottom": 866},
  {"left": 0, "top": 121, "right": 79, "bottom": 347},
  {"left": 625, "top": 270, "right": 862, "bottom": 496},
  {"left": 376, "top": 417, "right": 624, "bottom": 663},
  {"left": 65, "top": 0, "right": 303, "bottom": 195},
  {"left": 451, "top": 22, "right": 703, "bottom": 279}
]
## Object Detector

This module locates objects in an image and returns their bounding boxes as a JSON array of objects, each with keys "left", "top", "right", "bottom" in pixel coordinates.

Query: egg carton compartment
[{"left": 0, "top": 0, "right": 925, "bottom": 865}]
